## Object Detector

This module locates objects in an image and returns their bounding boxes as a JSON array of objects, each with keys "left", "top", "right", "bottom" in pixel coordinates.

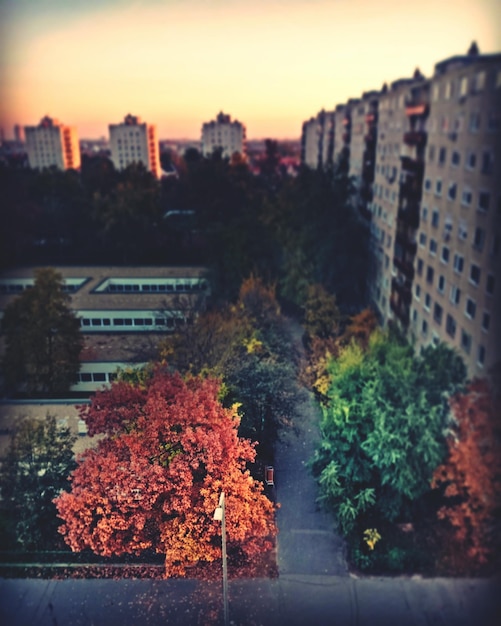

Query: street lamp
[{"left": 214, "top": 491, "right": 229, "bottom": 626}]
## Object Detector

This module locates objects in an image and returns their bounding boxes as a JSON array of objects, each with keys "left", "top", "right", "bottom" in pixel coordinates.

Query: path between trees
[{"left": 273, "top": 319, "right": 347, "bottom": 576}]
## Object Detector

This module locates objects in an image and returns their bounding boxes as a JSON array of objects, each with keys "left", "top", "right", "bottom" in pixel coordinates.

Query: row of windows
[
  {"left": 75, "top": 371, "right": 115, "bottom": 383},
  {"left": 415, "top": 282, "right": 491, "bottom": 330},
  {"left": 416, "top": 257, "right": 495, "bottom": 294},
  {"left": 103, "top": 281, "right": 207, "bottom": 293},
  {"left": 419, "top": 225, "right": 498, "bottom": 258},
  {"left": 427, "top": 145, "right": 494, "bottom": 174},
  {"left": 428, "top": 111, "right": 499, "bottom": 135},
  {"left": 79, "top": 316, "right": 185, "bottom": 329},
  {"left": 0, "top": 282, "right": 81, "bottom": 294},
  {"left": 415, "top": 310, "right": 487, "bottom": 367},
  {"left": 432, "top": 69, "right": 501, "bottom": 102}
]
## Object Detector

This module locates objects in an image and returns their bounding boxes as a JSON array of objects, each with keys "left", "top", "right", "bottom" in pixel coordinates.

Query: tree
[
  {"left": 0, "top": 414, "right": 76, "bottom": 550},
  {"left": 432, "top": 380, "right": 501, "bottom": 572},
  {"left": 54, "top": 371, "right": 276, "bottom": 576},
  {"left": 2, "top": 268, "right": 83, "bottom": 395},
  {"left": 312, "top": 332, "right": 467, "bottom": 535},
  {"left": 302, "top": 283, "right": 341, "bottom": 341}
]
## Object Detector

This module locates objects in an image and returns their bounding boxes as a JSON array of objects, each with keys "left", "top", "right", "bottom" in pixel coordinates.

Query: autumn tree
[
  {"left": 0, "top": 414, "right": 76, "bottom": 550},
  {"left": 432, "top": 380, "right": 501, "bottom": 573},
  {"left": 54, "top": 371, "right": 276, "bottom": 576},
  {"left": 2, "top": 268, "right": 83, "bottom": 395}
]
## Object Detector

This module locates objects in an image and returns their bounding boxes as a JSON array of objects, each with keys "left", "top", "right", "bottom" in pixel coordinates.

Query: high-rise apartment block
[
  {"left": 109, "top": 114, "right": 161, "bottom": 178},
  {"left": 301, "top": 45, "right": 501, "bottom": 378},
  {"left": 201, "top": 112, "right": 246, "bottom": 159},
  {"left": 24, "top": 116, "right": 80, "bottom": 170}
]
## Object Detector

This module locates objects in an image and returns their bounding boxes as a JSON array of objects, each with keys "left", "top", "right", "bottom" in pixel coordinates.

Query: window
[
  {"left": 91, "top": 319, "right": 102, "bottom": 326},
  {"left": 415, "top": 284, "right": 421, "bottom": 299},
  {"left": 453, "top": 254, "right": 464, "bottom": 273},
  {"left": 450, "top": 285, "right": 461, "bottom": 305},
  {"left": 429, "top": 239, "right": 438, "bottom": 255},
  {"left": 461, "top": 330, "right": 472, "bottom": 354},
  {"left": 481, "top": 150, "right": 493, "bottom": 174},
  {"left": 81, "top": 319, "right": 91, "bottom": 327},
  {"left": 478, "top": 191, "right": 490, "bottom": 212},
  {"left": 431, "top": 209, "right": 440, "bottom": 228},
  {"left": 474, "top": 71, "right": 486, "bottom": 92},
  {"left": 451, "top": 151, "right": 461, "bottom": 166},
  {"left": 460, "top": 76, "right": 468, "bottom": 96},
  {"left": 488, "top": 112, "right": 500, "bottom": 132},
  {"left": 477, "top": 345, "right": 485, "bottom": 367},
  {"left": 424, "top": 178, "right": 432, "bottom": 191},
  {"left": 470, "top": 264, "right": 481, "bottom": 285},
  {"left": 417, "top": 258, "right": 424, "bottom": 276},
  {"left": 80, "top": 373, "right": 92, "bottom": 382},
  {"left": 461, "top": 188, "right": 473, "bottom": 206},
  {"left": 446, "top": 314, "right": 456, "bottom": 338},
  {"left": 465, "top": 298, "right": 476, "bottom": 319},
  {"left": 486, "top": 273, "right": 495, "bottom": 295},
  {"left": 458, "top": 221, "right": 468, "bottom": 240},
  {"left": 469, "top": 112, "right": 481, "bottom": 132},
  {"left": 447, "top": 183, "right": 457, "bottom": 200},
  {"left": 92, "top": 373, "right": 106, "bottom": 382},
  {"left": 419, "top": 232, "right": 427, "bottom": 247},
  {"left": 422, "top": 207, "right": 428, "bottom": 222},
  {"left": 435, "top": 180, "right": 442, "bottom": 196},
  {"left": 482, "top": 311, "right": 490, "bottom": 332},
  {"left": 438, "top": 147, "right": 447, "bottom": 165},
  {"left": 426, "top": 266, "right": 434, "bottom": 284},
  {"left": 433, "top": 303, "right": 443, "bottom": 325},
  {"left": 422, "top": 319, "right": 428, "bottom": 335},
  {"left": 424, "top": 293, "right": 431, "bottom": 311},
  {"left": 473, "top": 227, "right": 485, "bottom": 251},
  {"left": 438, "top": 275, "right": 446, "bottom": 293},
  {"left": 466, "top": 151, "right": 476, "bottom": 170},
  {"left": 441, "top": 246, "right": 450, "bottom": 263}
]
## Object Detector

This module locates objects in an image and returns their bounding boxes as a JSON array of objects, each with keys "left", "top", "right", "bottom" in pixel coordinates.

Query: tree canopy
[
  {"left": 55, "top": 370, "right": 276, "bottom": 576},
  {"left": 0, "top": 414, "right": 76, "bottom": 550},
  {"left": 2, "top": 267, "right": 83, "bottom": 395}
]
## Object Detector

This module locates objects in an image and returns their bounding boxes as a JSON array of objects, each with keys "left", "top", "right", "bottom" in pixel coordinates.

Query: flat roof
[{"left": 0, "top": 266, "right": 209, "bottom": 312}]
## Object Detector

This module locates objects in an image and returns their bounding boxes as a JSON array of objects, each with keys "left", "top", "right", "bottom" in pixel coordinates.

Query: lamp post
[{"left": 213, "top": 491, "right": 229, "bottom": 626}]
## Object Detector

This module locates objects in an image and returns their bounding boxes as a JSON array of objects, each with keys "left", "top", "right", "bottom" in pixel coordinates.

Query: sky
[{"left": 0, "top": 0, "right": 500, "bottom": 140}]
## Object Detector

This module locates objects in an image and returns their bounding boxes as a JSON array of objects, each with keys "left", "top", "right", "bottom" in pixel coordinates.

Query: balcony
[
  {"left": 405, "top": 103, "right": 429, "bottom": 117},
  {"left": 403, "top": 131, "right": 427, "bottom": 148},
  {"left": 391, "top": 278, "right": 412, "bottom": 306},
  {"left": 390, "top": 298, "right": 410, "bottom": 327},
  {"left": 393, "top": 255, "right": 415, "bottom": 280},
  {"left": 396, "top": 231, "right": 417, "bottom": 255},
  {"left": 398, "top": 205, "right": 420, "bottom": 229},
  {"left": 399, "top": 178, "right": 422, "bottom": 202},
  {"left": 400, "top": 156, "right": 424, "bottom": 179},
  {"left": 342, "top": 132, "right": 350, "bottom": 143},
  {"left": 365, "top": 113, "right": 376, "bottom": 123}
]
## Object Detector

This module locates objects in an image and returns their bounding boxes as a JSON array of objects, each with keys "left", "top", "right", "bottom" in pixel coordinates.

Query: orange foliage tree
[
  {"left": 432, "top": 379, "right": 501, "bottom": 572},
  {"left": 55, "top": 370, "right": 276, "bottom": 576}
]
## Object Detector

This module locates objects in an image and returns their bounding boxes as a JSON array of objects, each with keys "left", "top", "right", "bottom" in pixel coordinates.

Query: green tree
[
  {"left": 312, "top": 332, "right": 466, "bottom": 535},
  {"left": 2, "top": 268, "right": 83, "bottom": 395},
  {"left": 0, "top": 414, "right": 76, "bottom": 550}
]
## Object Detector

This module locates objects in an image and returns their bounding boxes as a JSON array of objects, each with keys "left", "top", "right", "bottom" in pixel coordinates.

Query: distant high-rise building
[
  {"left": 201, "top": 112, "right": 246, "bottom": 159},
  {"left": 24, "top": 116, "right": 80, "bottom": 170},
  {"left": 14, "top": 124, "right": 25, "bottom": 143},
  {"left": 109, "top": 114, "right": 161, "bottom": 178}
]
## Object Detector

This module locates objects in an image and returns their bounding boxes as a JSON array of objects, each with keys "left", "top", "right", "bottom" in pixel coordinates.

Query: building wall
[
  {"left": 410, "top": 57, "right": 501, "bottom": 377},
  {"left": 109, "top": 114, "right": 161, "bottom": 178},
  {"left": 300, "top": 47, "right": 501, "bottom": 378},
  {"left": 201, "top": 112, "right": 246, "bottom": 159},
  {"left": 24, "top": 116, "right": 80, "bottom": 171}
]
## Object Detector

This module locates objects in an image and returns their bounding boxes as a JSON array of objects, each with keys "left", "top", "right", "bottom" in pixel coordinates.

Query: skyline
[{"left": 1, "top": 0, "right": 500, "bottom": 140}]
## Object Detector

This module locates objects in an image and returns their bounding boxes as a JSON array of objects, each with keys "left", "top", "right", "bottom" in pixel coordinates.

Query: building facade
[
  {"left": 24, "top": 116, "right": 80, "bottom": 171},
  {"left": 201, "top": 112, "right": 246, "bottom": 159},
  {"left": 109, "top": 114, "right": 161, "bottom": 178},
  {"left": 300, "top": 45, "right": 501, "bottom": 378}
]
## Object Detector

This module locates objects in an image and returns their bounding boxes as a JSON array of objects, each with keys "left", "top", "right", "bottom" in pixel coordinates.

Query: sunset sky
[{"left": 1, "top": 0, "right": 500, "bottom": 140}]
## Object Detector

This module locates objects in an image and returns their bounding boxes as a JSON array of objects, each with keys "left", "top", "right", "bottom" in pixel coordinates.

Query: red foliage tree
[
  {"left": 432, "top": 379, "right": 501, "bottom": 572},
  {"left": 55, "top": 371, "right": 276, "bottom": 576}
]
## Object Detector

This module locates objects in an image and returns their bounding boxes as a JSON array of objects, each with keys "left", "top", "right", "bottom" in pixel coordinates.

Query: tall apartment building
[
  {"left": 24, "top": 116, "right": 80, "bottom": 170},
  {"left": 300, "top": 45, "right": 501, "bottom": 378},
  {"left": 409, "top": 51, "right": 501, "bottom": 377},
  {"left": 201, "top": 112, "right": 246, "bottom": 159},
  {"left": 109, "top": 114, "right": 161, "bottom": 178},
  {"left": 301, "top": 109, "right": 337, "bottom": 170}
]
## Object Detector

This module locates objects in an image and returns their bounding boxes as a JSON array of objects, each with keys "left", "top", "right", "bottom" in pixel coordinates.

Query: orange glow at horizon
[{"left": 1, "top": 0, "right": 500, "bottom": 140}]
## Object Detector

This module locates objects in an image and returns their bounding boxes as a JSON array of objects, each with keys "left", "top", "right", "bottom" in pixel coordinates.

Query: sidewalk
[{"left": 1, "top": 575, "right": 499, "bottom": 625}]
